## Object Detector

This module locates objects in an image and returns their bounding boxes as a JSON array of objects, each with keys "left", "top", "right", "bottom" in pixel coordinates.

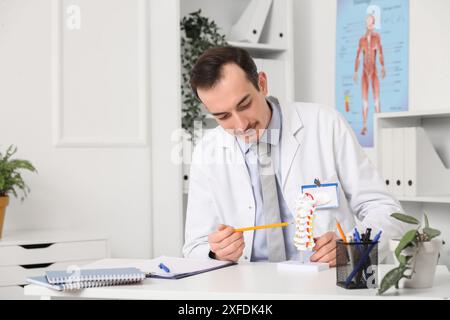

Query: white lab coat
[{"left": 183, "top": 100, "right": 406, "bottom": 262}]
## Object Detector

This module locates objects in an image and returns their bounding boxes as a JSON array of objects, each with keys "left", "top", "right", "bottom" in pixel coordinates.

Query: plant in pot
[
  {"left": 180, "top": 9, "right": 228, "bottom": 142},
  {"left": 378, "top": 212, "right": 443, "bottom": 295},
  {"left": 0, "top": 145, "right": 37, "bottom": 238}
]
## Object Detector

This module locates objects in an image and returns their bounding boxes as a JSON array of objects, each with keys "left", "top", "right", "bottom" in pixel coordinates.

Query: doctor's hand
[
  {"left": 310, "top": 232, "right": 339, "bottom": 267},
  {"left": 208, "top": 224, "right": 245, "bottom": 262}
]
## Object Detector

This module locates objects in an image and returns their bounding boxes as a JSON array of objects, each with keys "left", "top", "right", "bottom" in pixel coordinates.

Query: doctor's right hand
[{"left": 208, "top": 224, "right": 245, "bottom": 262}]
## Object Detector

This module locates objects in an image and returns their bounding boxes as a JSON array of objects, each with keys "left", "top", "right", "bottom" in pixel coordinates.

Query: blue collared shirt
[{"left": 236, "top": 99, "right": 298, "bottom": 261}]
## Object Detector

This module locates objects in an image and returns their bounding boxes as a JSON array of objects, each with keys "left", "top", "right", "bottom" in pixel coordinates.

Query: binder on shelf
[
  {"left": 392, "top": 128, "right": 405, "bottom": 196},
  {"left": 403, "top": 127, "right": 450, "bottom": 196},
  {"left": 228, "top": 0, "right": 273, "bottom": 43},
  {"left": 403, "top": 127, "right": 417, "bottom": 197},
  {"left": 258, "top": 0, "right": 288, "bottom": 47},
  {"left": 380, "top": 128, "right": 394, "bottom": 194}
]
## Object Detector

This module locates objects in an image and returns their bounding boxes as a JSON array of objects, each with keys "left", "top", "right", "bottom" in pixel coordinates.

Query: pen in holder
[{"left": 336, "top": 239, "right": 379, "bottom": 289}]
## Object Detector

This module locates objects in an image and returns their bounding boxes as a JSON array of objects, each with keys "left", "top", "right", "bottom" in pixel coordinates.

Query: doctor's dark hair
[{"left": 190, "top": 46, "right": 260, "bottom": 100}]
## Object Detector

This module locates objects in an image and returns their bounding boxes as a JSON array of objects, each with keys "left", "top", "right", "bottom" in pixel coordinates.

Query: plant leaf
[
  {"left": 391, "top": 213, "right": 420, "bottom": 225},
  {"left": 423, "top": 227, "right": 441, "bottom": 240},
  {"left": 0, "top": 145, "right": 36, "bottom": 199},
  {"left": 424, "top": 213, "right": 429, "bottom": 228},
  {"left": 395, "top": 229, "right": 418, "bottom": 261},
  {"left": 378, "top": 267, "right": 405, "bottom": 295}
]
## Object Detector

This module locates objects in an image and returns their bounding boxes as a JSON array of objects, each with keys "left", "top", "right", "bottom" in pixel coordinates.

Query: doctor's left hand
[{"left": 310, "top": 232, "right": 338, "bottom": 267}]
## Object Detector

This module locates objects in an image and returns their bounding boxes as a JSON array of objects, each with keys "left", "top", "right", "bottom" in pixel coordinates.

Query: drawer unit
[
  {"left": 0, "top": 286, "right": 33, "bottom": 300},
  {"left": 0, "top": 260, "right": 94, "bottom": 287},
  {"left": 0, "top": 229, "right": 109, "bottom": 299},
  {"left": 0, "top": 240, "right": 108, "bottom": 266}
]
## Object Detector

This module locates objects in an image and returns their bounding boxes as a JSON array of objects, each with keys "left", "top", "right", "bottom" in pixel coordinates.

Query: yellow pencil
[
  {"left": 235, "top": 222, "right": 292, "bottom": 233},
  {"left": 336, "top": 219, "right": 348, "bottom": 244}
]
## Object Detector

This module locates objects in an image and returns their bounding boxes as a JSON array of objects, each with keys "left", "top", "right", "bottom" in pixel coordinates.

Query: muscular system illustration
[{"left": 354, "top": 15, "right": 386, "bottom": 136}]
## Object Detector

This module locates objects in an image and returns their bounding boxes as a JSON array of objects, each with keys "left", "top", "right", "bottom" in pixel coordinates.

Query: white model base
[{"left": 277, "top": 260, "right": 330, "bottom": 272}]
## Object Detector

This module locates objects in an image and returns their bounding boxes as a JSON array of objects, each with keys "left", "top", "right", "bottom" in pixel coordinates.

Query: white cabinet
[
  {"left": 374, "top": 109, "right": 450, "bottom": 203},
  {"left": 0, "top": 229, "right": 109, "bottom": 300},
  {"left": 375, "top": 109, "right": 450, "bottom": 269}
]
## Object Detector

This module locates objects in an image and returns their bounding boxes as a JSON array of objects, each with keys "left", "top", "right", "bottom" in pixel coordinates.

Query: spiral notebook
[{"left": 26, "top": 267, "right": 146, "bottom": 291}]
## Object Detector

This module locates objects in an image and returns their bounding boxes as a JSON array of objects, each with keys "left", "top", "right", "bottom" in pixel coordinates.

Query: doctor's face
[{"left": 197, "top": 63, "right": 271, "bottom": 144}]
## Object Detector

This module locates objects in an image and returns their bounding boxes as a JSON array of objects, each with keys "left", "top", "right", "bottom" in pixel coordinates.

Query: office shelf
[
  {"left": 227, "top": 41, "right": 286, "bottom": 53},
  {"left": 397, "top": 196, "right": 450, "bottom": 204},
  {"left": 375, "top": 109, "right": 450, "bottom": 120}
]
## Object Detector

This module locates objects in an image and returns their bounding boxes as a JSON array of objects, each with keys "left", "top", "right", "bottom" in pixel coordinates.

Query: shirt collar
[{"left": 236, "top": 98, "right": 282, "bottom": 154}]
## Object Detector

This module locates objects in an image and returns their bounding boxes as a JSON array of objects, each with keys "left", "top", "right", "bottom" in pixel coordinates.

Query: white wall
[
  {"left": 149, "top": 0, "right": 184, "bottom": 257},
  {"left": 294, "top": 0, "right": 337, "bottom": 109},
  {"left": 0, "top": 0, "right": 183, "bottom": 258},
  {"left": 293, "top": 0, "right": 450, "bottom": 267}
]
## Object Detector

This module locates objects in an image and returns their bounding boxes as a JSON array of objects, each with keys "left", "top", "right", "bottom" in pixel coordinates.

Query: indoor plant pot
[
  {"left": 0, "top": 145, "right": 37, "bottom": 239},
  {"left": 379, "top": 212, "right": 442, "bottom": 295},
  {"left": 389, "top": 238, "right": 442, "bottom": 289},
  {"left": 0, "top": 196, "right": 9, "bottom": 238}
]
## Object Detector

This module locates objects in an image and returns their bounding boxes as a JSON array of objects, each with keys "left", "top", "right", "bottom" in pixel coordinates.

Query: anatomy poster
[{"left": 336, "top": 0, "right": 409, "bottom": 147}]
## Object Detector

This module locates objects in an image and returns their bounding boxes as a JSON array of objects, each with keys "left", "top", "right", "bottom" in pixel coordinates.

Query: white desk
[{"left": 24, "top": 263, "right": 450, "bottom": 300}]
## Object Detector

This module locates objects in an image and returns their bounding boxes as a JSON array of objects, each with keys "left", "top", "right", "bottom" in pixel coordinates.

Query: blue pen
[
  {"left": 344, "top": 230, "right": 382, "bottom": 288},
  {"left": 352, "top": 228, "right": 369, "bottom": 280},
  {"left": 159, "top": 263, "right": 171, "bottom": 273},
  {"left": 353, "top": 228, "right": 362, "bottom": 243}
]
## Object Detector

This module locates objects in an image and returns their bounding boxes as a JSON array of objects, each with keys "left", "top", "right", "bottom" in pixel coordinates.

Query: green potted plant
[
  {"left": 0, "top": 145, "right": 37, "bottom": 238},
  {"left": 180, "top": 9, "right": 228, "bottom": 141},
  {"left": 378, "top": 212, "right": 443, "bottom": 295}
]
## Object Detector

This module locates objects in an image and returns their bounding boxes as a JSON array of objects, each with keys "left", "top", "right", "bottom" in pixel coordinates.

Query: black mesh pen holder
[{"left": 336, "top": 240, "right": 378, "bottom": 289}]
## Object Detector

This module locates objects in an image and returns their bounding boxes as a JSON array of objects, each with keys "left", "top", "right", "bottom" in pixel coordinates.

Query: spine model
[{"left": 293, "top": 193, "right": 317, "bottom": 251}]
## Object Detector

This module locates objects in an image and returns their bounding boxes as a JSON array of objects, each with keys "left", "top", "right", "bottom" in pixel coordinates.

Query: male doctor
[{"left": 182, "top": 46, "right": 405, "bottom": 266}]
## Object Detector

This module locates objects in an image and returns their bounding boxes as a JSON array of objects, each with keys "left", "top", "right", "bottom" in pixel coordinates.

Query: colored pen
[
  {"left": 336, "top": 219, "right": 348, "bottom": 244},
  {"left": 353, "top": 228, "right": 370, "bottom": 280},
  {"left": 235, "top": 222, "right": 292, "bottom": 233},
  {"left": 353, "top": 228, "right": 362, "bottom": 243},
  {"left": 344, "top": 230, "right": 382, "bottom": 287},
  {"left": 158, "top": 263, "right": 171, "bottom": 273}
]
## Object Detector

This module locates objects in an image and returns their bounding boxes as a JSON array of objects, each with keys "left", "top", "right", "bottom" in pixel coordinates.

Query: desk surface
[{"left": 24, "top": 263, "right": 450, "bottom": 300}]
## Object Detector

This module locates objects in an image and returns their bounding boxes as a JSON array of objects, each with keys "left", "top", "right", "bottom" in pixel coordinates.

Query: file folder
[
  {"left": 228, "top": 0, "right": 273, "bottom": 43},
  {"left": 380, "top": 128, "right": 394, "bottom": 194},
  {"left": 392, "top": 128, "right": 405, "bottom": 196},
  {"left": 403, "top": 127, "right": 450, "bottom": 196}
]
